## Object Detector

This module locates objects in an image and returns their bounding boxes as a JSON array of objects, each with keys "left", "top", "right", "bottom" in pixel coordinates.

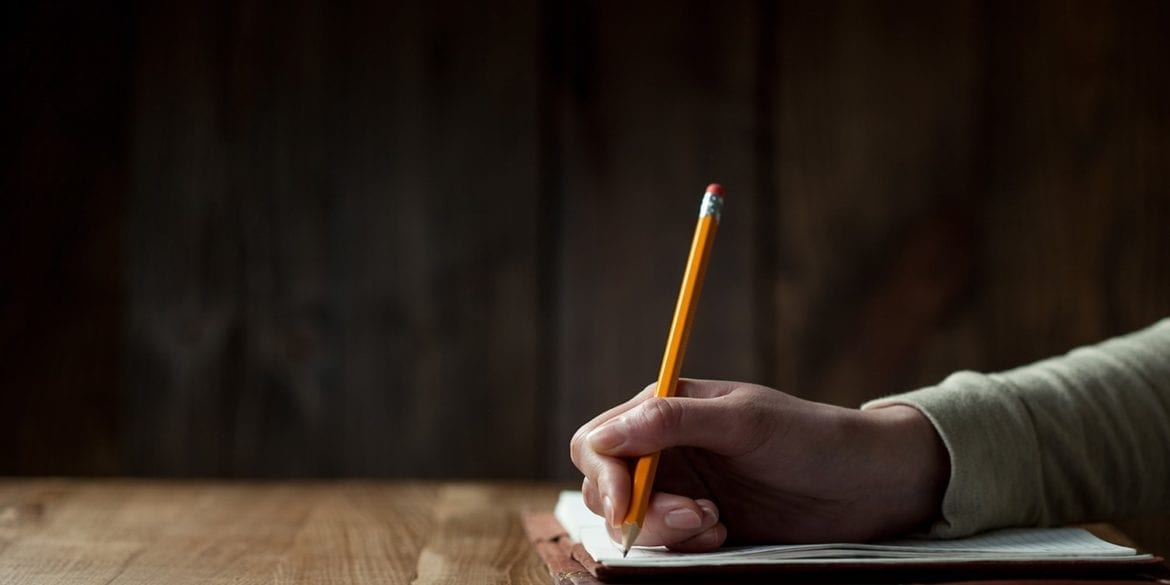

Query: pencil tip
[{"left": 620, "top": 523, "right": 640, "bottom": 557}]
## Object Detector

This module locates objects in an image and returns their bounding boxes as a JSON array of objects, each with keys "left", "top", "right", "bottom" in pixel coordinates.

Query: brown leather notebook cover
[{"left": 521, "top": 511, "right": 1169, "bottom": 585}]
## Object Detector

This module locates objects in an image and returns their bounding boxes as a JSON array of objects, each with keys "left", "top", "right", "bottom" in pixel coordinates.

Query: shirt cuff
[{"left": 862, "top": 371, "right": 1044, "bottom": 538}]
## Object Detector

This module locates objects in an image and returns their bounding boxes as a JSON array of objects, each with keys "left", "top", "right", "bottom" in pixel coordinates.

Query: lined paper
[{"left": 553, "top": 491, "right": 1150, "bottom": 568}]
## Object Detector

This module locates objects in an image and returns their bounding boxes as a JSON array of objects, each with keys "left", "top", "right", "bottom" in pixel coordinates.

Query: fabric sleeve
[{"left": 862, "top": 318, "right": 1170, "bottom": 538}]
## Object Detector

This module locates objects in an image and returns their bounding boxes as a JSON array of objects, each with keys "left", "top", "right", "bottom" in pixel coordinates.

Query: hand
[{"left": 569, "top": 379, "right": 949, "bottom": 552}]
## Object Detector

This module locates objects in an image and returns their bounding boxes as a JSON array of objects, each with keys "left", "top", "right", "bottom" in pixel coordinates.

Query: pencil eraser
[{"left": 705, "top": 183, "right": 724, "bottom": 198}]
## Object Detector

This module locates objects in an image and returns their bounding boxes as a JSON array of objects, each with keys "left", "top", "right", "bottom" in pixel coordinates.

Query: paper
[{"left": 554, "top": 491, "right": 1151, "bottom": 568}]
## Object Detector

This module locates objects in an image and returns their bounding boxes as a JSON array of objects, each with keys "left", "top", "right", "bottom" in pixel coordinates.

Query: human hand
[{"left": 569, "top": 379, "right": 948, "bottom": 552}]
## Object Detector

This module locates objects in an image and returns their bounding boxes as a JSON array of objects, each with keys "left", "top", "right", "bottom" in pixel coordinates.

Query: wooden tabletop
[
  {"left": 1, "top": 479, "right": 1151, "bottom": 585},
  {"left": 0, "top": 479, "right": 565, "bottom": 584}
]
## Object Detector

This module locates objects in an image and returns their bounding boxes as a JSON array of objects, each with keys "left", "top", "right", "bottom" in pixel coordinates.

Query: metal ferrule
[{"left": 699, "top": 191, "right": 724, "bottom": 221}]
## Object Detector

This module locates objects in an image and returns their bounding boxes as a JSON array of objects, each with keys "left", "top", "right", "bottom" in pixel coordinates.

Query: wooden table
[
  {"left": 0, "top": 479, "right": 564, "bottom": 584},
  {"left": 0, "top": 480, "right": 1150, "bottom": 584}
]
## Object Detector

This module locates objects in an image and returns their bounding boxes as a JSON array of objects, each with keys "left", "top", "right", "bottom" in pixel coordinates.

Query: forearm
[{"left": 865, "top": 318, "right": 1170, "bottom": 537}]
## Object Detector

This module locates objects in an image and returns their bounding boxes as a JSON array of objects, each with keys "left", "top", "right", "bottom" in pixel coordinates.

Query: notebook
[{"left": 534, "top": 490, "right": 1165, "bottom": 582}]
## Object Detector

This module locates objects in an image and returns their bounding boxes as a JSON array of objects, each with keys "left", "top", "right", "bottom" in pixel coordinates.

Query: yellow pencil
[{"left": 621, "top": 183, "right": 725, "bottom": 556}]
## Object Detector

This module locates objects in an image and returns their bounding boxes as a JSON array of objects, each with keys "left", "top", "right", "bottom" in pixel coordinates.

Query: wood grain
[
  {"left": 0, "top": 480, "right": 560, "bottom": 584},
  {"left": 4, "top": 0, "right": 1170, "bottom": 554},
  {"left": 123, "top": 0, "right": 545, "bottom": 477},
  {"left": 979, "top": 0, "right": 1170, "bottom": 367},
  {"left": 769, "top": 0, "right": 982, "bottom": 405},
  {"left": 0, "top": 1, "right": 134, "bottom": 474}
]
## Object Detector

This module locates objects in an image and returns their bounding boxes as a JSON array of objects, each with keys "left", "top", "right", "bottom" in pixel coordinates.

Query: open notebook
[{"left": 553, "top": 491, "right": 1155, "bottom": 572}]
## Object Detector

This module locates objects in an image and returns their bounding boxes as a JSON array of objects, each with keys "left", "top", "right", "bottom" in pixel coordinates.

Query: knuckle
[
  {"left": 639, "top": 397, "right": 683, "bottom": 435},
  {"left": 581, "top": 478, "right": 597, "bottom": 505},
  {"left": 737, "top": 398, "right": 775, "bottom": 454},
  {"left": 569, "top": 429, "right": 585, "bottom": 466}
]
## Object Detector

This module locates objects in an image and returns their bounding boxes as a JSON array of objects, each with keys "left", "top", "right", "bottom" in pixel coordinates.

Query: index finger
[
  {"left": 571, "top": 380, "right": 735, "bottom": 456},
  {"left": 568, "top": 386, "right": 656, "bottom": 528},
  {"left": 568, "top": 379, "right": 741, "bottom": 527},
  {"left": 570, "top": 379, "right": 741, "bottom": 476}
]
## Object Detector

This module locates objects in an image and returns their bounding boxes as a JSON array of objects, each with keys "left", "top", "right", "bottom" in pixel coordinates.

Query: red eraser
[{"left": 706, "top": 183, "right": 725, "bottom": 197}]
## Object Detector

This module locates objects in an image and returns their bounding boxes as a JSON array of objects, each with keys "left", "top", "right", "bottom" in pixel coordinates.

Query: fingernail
[
  {"left": 664, "top": 508, "right": 702, "bottom": 530},
  {"left": 698, "top": 502, "right": 717, "bottom": 524},
  {"left": 588, "top": 419, "right": 627, "bottom": 452},
  {"left": 604, "top": 495, "right": 615, "bottom": 527}
]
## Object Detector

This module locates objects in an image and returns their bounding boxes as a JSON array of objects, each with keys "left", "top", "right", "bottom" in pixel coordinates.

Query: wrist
[{"left": 862, "top": 404, "right": 950, "bottom": 536}]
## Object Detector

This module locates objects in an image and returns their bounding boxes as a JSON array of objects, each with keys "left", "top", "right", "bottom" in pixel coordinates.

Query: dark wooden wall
[
  {"left": 4, "top": 0, "right": 1170, "bottom": 549},
  {"left": 1, "top": 2, "right": 135, "bottom": 473},
  {"left": 122, "top": 0, "right": 548, "bottom": 479}
]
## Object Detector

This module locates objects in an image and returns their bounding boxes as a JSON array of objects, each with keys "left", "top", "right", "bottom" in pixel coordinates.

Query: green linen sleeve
[{"left": 863, "top": 318, "right": 1170, "bottom": 538}]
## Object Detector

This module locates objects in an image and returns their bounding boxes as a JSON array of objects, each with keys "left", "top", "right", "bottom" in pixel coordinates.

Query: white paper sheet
[{"left": 553, "top": 491, "right": 1149, "bottom": 568}]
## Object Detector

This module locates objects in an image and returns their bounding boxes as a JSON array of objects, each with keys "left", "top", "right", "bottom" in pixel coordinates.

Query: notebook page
[
  {"left": 553, "top": 491, "right": 1147, "bottom": 568},
  {"left": 881, "top": 528, "right": 1139, "bottom": 556}
]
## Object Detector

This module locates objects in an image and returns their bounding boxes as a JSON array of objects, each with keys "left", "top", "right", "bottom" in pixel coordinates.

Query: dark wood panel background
[{"left": 3, "top": 0, "right": 1169, "bottom": 552}]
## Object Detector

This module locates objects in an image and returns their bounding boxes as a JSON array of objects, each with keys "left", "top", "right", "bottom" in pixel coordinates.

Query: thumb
[{"left": 586, "top": 396, "right": 758, "bottom": 457}]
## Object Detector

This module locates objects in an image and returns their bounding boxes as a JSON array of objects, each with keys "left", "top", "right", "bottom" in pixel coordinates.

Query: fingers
[
  {"left": 570, "top": 384, "right": 661, "bottom": 527},
  {"left": 571, "top": 380, "right": 735, "bottom": 454},
  {"left": 569, "top": 380, "right": 748, "bottom": 531},
  {"left": 603, "top": 492, "right": 727, "bottom": 552},
  {"left": 668, "top": 522, "right": 728, "bottom": 553},
  {"left": 571, "top": 385, "right": 655, "bottom": 466},
  {"left": 581, "top": 476, "right": 607, "bottom": 520},
  {"left": 576, "top": 447, "right": 630, "bottom": 528},
  {"left": 586, "top": 394, "right": 763, "bottom": 458}
]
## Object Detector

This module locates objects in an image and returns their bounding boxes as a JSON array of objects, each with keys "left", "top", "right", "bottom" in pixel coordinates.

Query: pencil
[{"left": 620, "top": 183, "right": 725, "bottom": 556}]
